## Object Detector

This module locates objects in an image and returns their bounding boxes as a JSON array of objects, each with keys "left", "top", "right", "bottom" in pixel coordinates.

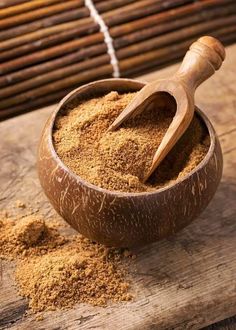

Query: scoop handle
[{"left": 175, "top": 36, "right": 225, "bottom": 92}]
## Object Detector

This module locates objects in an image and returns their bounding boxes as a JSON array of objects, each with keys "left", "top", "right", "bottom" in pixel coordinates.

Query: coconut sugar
[
  {"left": 53, "top": 91, "right": 210, "bottom": 193},
  {"left": 0, "top": 212, "right": 132, "bottom": 313},
  {"left": 0, "top": 214, "right": 66, "bottom": 260},
  {"left": 16, "top": 238, "right": 132, "bottom": 312}
]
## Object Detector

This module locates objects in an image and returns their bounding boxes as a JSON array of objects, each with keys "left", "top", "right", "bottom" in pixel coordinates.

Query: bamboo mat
[{"left": 0, "top": 0, "right": 235, "bottom": 119}]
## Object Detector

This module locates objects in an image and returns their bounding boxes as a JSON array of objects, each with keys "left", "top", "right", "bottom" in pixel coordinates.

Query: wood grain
[{"left": 0, "top": 44, "right": 236, "bottom": 330}]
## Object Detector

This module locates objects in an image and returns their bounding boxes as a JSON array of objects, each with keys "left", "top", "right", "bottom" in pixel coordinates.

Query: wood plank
[
  {"left": 204, "top": 316, "right": 236, "bottom": 330},
  {"left": 0, "top": 44, "right": 236, "bottom": 330}
]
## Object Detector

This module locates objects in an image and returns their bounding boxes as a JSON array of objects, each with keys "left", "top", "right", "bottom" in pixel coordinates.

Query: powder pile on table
[
  {"left": 0, "top": 212, "right": 132, "bottom": 313},
  {"left": 53, "top": 91, "right": 210, "bottom": 193},
  {"left": 0, "top": 214, "right": 66, "bottom": 259}
]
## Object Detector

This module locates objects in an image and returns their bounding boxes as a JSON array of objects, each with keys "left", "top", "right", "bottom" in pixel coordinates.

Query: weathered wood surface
[
  {"left": 203, "top": 316, "right": 236, "bottom": 330},
  {"left": 0, "top": 44, "right": 236, "bottom": 330}
]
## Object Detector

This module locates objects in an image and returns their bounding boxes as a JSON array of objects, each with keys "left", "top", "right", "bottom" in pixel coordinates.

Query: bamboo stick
[
  {"left": 0, "top": 20, "right": 96, "bottom": 51},
  {"left": 0, "top": 0, "right": 28, "bottom": 8},
  {"left": 0, "top": 0, "right": 235, "bottom": 119},
  {"left": 1, "top": 0, "right": 234, "bottom": 61},
  {"left": 0, "top": 24, "right": 235, "bottom": 111},
  {"left": 0, "top": 0, "right": 156, "bottom": 40},
  {"left": 0, "top": 0, "right": 231, "bottom": 74},
  {"left": 0, "top": 0, "right": 230, "bottom": 50},
  {"left": 0, "top": 64, "right": 113, "bottom": 110},
  {"left": 0, "top": 8, "right": 91, "bottom": 41},
  {"left": 110, "top": 0, "right": 235, "bottom": 37},
  {"left": 0, "top": 88, "right": 74, "bottom": 120},
  {"left": 0, "top": 43, "right": 106, "bottom": 87},
  {"left": 0, "top": 55, "right": 110, "bottom": 98},
  {"left": 103, "top": 0, "right": 192, "bottom": 26},
  {"left": 96, "top": 0, "right": 139, "bottom": 13},
  {"left": 0, "top": 0, "right": 139, "bottom": 51},
  {"left": 117, "top": 14, "right": 236, "bottom": 59},
  {"left": 0, "top": 0, "right": 234, "bottom": 87},
  {"left": 0, "top": 0, "right": 190, "bottom": 41},
  {"left": 0, "top": 25, "right": 102, "bottom": 62},
  {"left": 0, "top": 1, "right": 86, "bottom": 30},
  {"left": 0, "top": 0, "right": 65, "bottom": 19},
  {"left": 0, "top": 32, "right": 105, "bottom": 74},
  {"left": 0, "top": 8, "right": 235, "bottom": 97},
  {"left": 102, "top": 0, "right": 191, "bottom": 20},
  {"left": 122, "top": 26, "right": 236, "bottom": 76},
  {"left": 114, "top": 3, "right": 236, "bottom": 47},
  {"left": 0, "top": 31, "right": 234, "bottom": 119}
]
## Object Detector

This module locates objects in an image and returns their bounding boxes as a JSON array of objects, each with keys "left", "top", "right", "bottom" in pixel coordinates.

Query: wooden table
[{"left": 0, "top": 44, "right": 236, "bottom": 330}]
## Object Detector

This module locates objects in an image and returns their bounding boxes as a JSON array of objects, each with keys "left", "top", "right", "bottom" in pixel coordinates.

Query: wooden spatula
[{"left": 108, "top": 36, "right": 225, "bottom": 182}]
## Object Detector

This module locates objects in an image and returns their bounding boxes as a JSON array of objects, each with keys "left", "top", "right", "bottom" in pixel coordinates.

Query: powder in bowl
[{"left": 53, "top": 91, "right": 210, "bottom": 193}]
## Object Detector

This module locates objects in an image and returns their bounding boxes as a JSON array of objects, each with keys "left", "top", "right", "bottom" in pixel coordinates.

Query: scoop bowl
[{"left": 37, "top": 78, "right": 223, "bottom": 247}]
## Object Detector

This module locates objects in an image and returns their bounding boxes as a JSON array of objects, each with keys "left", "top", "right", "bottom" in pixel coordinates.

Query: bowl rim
[{"left": 47, "top": 78, "right": 216, "bottom": 198}]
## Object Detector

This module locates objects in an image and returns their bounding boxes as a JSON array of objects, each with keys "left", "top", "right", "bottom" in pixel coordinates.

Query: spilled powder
[
  {"left": 53, "top": 91, "right": 210, "bottom": 193},
  {"left": 0, "top": 212, "right": 132, "bottom": 312},
  {"left": 16, "top": 239, "right": 132, "bottom": 312},
  {"left": 0, "top": 214, "right": 66, "bottom": 260}
]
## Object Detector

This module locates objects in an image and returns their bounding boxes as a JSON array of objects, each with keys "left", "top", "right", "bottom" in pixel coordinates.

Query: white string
[{"left": 85, "top": 0, "right": 120, "bottom": 78}]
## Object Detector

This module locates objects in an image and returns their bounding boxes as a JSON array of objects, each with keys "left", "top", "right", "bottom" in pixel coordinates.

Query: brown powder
[
  {"left": 15, "top": 200, "right": 26, "bottom": 209},
  {"left": 0, "top": 212, "right": 132, "bottom": 312},
  {"left": 16, "top": 238, "right": 132, "bottom": 312},
  {"left": 0, "top": 214, "right": 67, "bottom": 260},
  {"left": 53, "top": 91, "right": 210, "bottom": 193}
]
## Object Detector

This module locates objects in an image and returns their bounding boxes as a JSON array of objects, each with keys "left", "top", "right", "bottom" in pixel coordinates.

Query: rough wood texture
[{"left": 0, "top": 44, "right": 236, "bottom": 330}]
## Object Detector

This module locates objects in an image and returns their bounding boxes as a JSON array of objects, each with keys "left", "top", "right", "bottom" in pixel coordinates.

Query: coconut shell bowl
[{"left": 37, "top": 77, "right": 223, "bottom": 247}]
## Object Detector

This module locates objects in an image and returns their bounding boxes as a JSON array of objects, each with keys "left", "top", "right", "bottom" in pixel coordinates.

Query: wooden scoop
[{"left": 108, "top": 36, "right": 225, "bottom": 182}]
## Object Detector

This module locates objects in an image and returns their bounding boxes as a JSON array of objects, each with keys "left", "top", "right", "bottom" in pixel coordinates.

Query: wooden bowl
[{"left": 37, "top": 79, "right": 223, "bottom": 247}]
